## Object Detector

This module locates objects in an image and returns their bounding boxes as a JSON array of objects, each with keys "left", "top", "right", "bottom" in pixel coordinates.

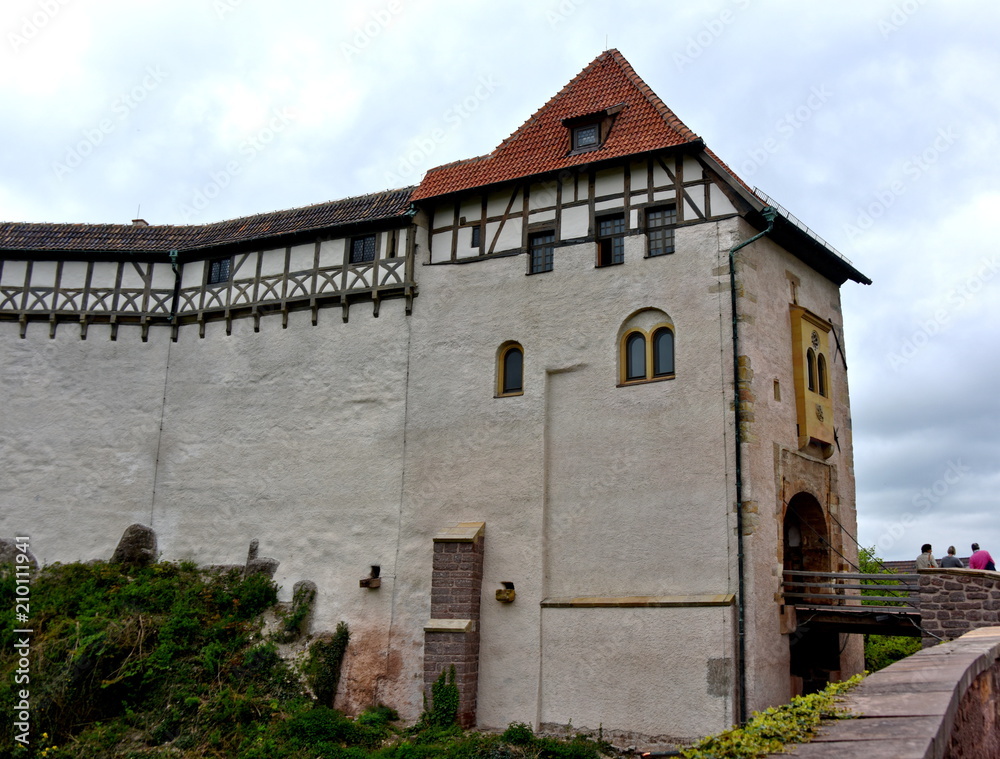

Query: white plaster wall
[
  {"left": 0, "top": 259, "right": 27, "bottom": 286},
  {"left": 61, "top": 261, "right": 89, "bottom": 288},
  {"left": 560, "top": 205, "right": 589, "bottom": 239},
  {"left": 0, "top": 299, "right": 420, "bottom": 717},
  {"left": 0, "top": 321, "right": 170, "bottom": 563},
  {"left": 539, "top": 606, "right": 734, "bottom": 739},
  {"left": 403, "top": 216, "right": 740, "bottom": 737}
]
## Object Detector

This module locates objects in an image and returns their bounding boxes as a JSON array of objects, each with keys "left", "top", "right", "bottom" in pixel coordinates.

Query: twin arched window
[
  {"left": 806, "top": 348, "right": 829, "bottom": 397},
  {"left": 621, "top": 325, "right": 675, "bottom": 384}
]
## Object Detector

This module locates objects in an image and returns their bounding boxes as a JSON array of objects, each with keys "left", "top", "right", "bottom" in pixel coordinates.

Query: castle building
[{"left": 0, "top": 50, "right": 870, "bottom": 745}]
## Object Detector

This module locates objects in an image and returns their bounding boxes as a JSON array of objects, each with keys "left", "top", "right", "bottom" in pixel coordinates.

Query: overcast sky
[{"left": 2, "top": 0, "right": 998, "bottom": 562}]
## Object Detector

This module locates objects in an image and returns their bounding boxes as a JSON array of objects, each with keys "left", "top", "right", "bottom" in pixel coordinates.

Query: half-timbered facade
[{"left": 0, "top": 50, "right": 869, "bottom": 748}]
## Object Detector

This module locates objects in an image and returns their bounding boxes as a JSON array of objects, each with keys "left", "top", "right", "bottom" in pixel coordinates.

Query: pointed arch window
[
  {"left": 497, "top": 343, "right": 524, "bottom": 397},
  {"left": 806, "top": 348, "right": 816, "bottom": 393}
]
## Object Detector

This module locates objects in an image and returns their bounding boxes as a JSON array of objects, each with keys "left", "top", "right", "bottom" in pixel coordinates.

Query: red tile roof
[
  {"left": 0, "top": 188, "right": 414, "bottom": 255},
  {"left": 412, "top": 49, "right": 700, "bottom": 201}
]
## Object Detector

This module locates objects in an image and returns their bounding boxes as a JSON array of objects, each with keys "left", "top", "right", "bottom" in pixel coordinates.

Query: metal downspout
[
  {"left": 729, "top": 207, "right": 777, "bottom": 723},
  {"left": 168, "top": 250, "right": 181, "bottom": 323}
]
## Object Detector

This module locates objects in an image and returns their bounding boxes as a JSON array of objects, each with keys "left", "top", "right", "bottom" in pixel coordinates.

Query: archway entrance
[
  {"left": 783, "top": 492, "right": 829, "bottom": 575},
  {"left": 783, "top": 492, "right": 839, "bottom": 695}
]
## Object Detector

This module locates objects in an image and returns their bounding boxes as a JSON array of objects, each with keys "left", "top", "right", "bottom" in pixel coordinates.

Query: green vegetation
[
  {"left": 0, "top": 561, "right": 611, "bottom": 758},
  {"left": 857, "top": 546, "right": 922, "bottom": 671},
  {"left": 422, "top": 666, "right": 459, "bottom": 728},
  {"left": 304, "top": 622, "right": 351, "bottom": 708},
  {"left": 679, "top": 675, "right": 862, "bottom": 759}
]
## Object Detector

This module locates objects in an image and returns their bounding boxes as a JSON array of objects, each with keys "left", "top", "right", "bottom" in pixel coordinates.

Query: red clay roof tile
[{"left": 412, "top": 49, "right": 700, "bottom": 201}]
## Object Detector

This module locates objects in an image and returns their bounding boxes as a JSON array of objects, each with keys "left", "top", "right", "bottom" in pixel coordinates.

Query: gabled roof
[
  {"left": 0, "top": 187, "right": 414, "bottom": 256},
  {"left": 412, "top": 49, "right": 700, "bottom": 201}
]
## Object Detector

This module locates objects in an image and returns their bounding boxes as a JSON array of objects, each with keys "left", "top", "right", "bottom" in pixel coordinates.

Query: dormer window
[
  {"left": 563, "top": 103, "right": 626, "bottom": 155},
  {"left": 572, "top": 124, "right": 599, "bottom": 151}
]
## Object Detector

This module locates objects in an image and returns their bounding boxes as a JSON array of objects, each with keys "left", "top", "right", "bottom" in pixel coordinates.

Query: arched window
[
  {"left": 806, "top": 349, "right": 816, "bottom": 393},
  {"left": 625, "top": 332, "right": 646, "bottom": 381},
  {"left": 817, "top": 353, "right": 828, "bottom": 397},
  {"left": 497, "top": 343, "right": 523, "bottom": 397},
  {"left": 652, "top": 327, "right": 674, "bottom": 377},
  {"left": 618, "top": 312, "right": 676, "bottom": 386}
]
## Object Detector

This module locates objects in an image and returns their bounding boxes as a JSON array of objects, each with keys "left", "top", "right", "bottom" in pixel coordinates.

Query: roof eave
[{"left": 699, "top": 150, "right": 871, "bottom": 286}]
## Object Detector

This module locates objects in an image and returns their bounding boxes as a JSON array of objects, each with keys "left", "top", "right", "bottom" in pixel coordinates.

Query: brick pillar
[{"left": 423, "top": 522, "right": 485, "bottom": 728}]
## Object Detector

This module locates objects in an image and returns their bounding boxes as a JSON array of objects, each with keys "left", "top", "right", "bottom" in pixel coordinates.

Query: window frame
[
  {"left": 817, "top": 353, "right": 828, "bottom": 397},
  {"left": 528, "top": 230, "right": 555, "bottom": 274},
  {"left": 618, "top": 322, "right": 676, "bottom": 386},
  {"left": 496, "top": 342, "right": 524, "bottom": 397},
  {"left": 596, "top": 213, "right": 626, "bottom": 268},
  {"left": 470, "top": 225, "right": 482, "bottom": 249},
  {"left": 645, "top": 205, "right": 677, "bottom": 257},
  {"left": 571, "top": 123, "right": 600, "bottom": 152},
  {"left": 652, "top": 326, "right": 675, "bottom": 378},
  {"left": 349, "top": 233, "right": 377, "bottom": 265},
  {"left": 206, "top": 256, "right": 232, "bottom": 285}
]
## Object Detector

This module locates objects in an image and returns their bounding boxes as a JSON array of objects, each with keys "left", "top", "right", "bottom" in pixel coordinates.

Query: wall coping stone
[
  {"left": 434, "top": 522, "right": 485, "bottom": 542},
  {"left": 541, "top": 594, "right": 735, "bottom": 608},
  {"left": 425, "top": 618, "right": 475, "bottom": 633},
  {"left": 777, "top": 627, "right": 1000, "bottom": 758}
]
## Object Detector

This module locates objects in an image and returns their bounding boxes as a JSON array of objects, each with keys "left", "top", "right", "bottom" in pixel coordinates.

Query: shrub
[
  {"left": 680, "top": 675, "right": 862, "bottom": 758},
  {"left": 423, "top": 666, "right": 459, "bottom": 728},
  {"left": 304, "top": 621, "right": 351, "bottom": 707}
]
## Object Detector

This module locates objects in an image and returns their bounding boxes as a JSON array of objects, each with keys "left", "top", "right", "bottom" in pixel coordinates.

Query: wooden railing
[{"left": 781, "top": 570, "right": 920, "bottom": 612}]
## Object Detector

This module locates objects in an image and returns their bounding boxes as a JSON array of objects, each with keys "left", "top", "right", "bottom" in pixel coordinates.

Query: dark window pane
[
  {"left": 653, "top": 328, "right": 674, "bottom": 376},
  {"left": 626, "top": 333, "right": 646, "bottom": 381},
  {"left": 807, "top": 349, "right": 816, "bottom": 392},
  {"left": 573, "top": 124, "right": 598, "bottom": 150},
  {"left": 351, "top": 235, "right": 376, "bottom": 264},
  {"left": 471, "top": 226, "right": 481, "bottom": 247},
  {"left": 817, "top": 354, "right": 827, "bottom": 397},
  {"left": 503, "top": 347, "right": 523, "bottom": 394},
  {"left": 597, "top": 215, "right": 625, "bottom": 267},
  {"left": 598, "top": 215, "right": 625, "bottom": 236},
  {"left": 647, "top": 206, "right": 676, "bottom": 256},
  {"left": 529, "top": 231, "right": 554, "bottom": 274},
  {"left": 208, "top": 257, "right": 231, "bottom": 284}
]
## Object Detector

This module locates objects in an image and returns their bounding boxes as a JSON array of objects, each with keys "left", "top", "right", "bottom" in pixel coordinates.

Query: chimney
[{"left": 131, "top": 218, "right": 148, "bottom": 226}]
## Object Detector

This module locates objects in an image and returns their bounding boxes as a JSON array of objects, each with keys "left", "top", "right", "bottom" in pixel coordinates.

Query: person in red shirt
[{"left": 968, "top": 543, "right": 996, "bottom": 571}]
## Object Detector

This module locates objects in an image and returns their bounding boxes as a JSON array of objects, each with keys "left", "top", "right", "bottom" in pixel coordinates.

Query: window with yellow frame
[
  {"left": 496, "top": 342, "right": 524, "bottom": 397},
  {"left": 619, "top": 324, "right": 675, "bottom": 385},
  {"left": 789, "top": 306, "right": 834, "bottom": 457}
]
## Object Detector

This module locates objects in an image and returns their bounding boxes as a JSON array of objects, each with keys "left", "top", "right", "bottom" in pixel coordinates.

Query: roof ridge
[
  {"left": 489, "top": 49, "right": 616, "bottom": 158},
  {"left": 607, "top": 49, "right": 699, "bottom": 143}
]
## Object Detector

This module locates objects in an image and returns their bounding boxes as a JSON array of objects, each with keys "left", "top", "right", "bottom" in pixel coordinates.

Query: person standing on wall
[
  {"left": 916, "top": 544, "right": 938, "bottom": 569},
  {"left": 939, "top": 546, "right": 964, "bottom": 568},
  {"left": 969, "top": 543, "right": 997, "bottom": 571}
]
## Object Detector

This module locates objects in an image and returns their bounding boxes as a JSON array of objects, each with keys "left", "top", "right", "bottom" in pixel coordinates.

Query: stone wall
[
  {"left": 775, "top": 627, "right": 1000, "bottom": 758},
  {"left": 423, "top": 523, "right": 485, "bottom": 728},
  {"left": 919, "top": 568, "right": 1000, "bottom": 646}
]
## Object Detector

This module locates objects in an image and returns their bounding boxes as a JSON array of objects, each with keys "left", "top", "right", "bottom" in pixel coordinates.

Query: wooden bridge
[{"left": 780, "top": 570, "right": 923, "bottom": 637}]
